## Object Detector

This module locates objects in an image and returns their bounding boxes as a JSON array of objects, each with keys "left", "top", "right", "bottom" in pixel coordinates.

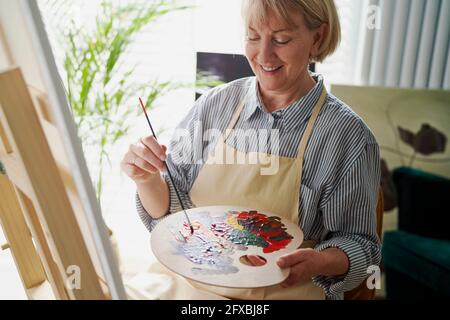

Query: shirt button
[{"left": 272, "top": 112, "right": 282, "bottom": 119}]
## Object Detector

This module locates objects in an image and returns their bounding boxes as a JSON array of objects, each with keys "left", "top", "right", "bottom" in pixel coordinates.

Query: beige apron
[{"left": 131, "top": 86, "right": 328, "bottom": 300}]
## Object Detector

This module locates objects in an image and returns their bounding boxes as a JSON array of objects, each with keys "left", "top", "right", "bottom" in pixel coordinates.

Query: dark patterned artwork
[
  {"left": 195, "top": 52, "right": 254, "bottom": 100},
  {"left": 331, "top": 85, "right": 450, "bottom": 212},
  {"left": 195, "top": 51, "right": 315, "bottom": 99}
]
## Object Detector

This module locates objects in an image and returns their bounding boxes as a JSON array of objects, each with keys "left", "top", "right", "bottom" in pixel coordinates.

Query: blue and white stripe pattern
[{"left": 136, "top": 73, "right": 381, "bottom": 300}]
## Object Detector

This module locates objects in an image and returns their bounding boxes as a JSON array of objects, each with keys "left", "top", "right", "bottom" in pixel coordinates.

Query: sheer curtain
[
  {"left": 356, "top": 0, "right": 450, "bottom": 89},
  {"left": 316, "top": 0, "right": 365, "bottom": 85}
]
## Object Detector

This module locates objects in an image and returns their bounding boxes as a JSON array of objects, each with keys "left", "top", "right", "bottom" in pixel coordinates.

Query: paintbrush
[{"left": 138, "top": 97, "right": 194, "bottom": 235}]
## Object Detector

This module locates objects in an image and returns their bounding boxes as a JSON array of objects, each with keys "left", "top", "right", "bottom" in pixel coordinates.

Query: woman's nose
[{"left": 257, "top": 40, "right": 276, "bottom": 62}]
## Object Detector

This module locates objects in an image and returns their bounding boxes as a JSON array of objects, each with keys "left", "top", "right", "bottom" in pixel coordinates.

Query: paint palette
[{"left": 151, "top": 206, "right": 303, "bottom": 288}]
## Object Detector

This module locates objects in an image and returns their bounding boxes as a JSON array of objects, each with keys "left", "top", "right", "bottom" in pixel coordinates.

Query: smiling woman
[
  {"left": 243, "top": 0, "right": 340, "bottom": 112},
  {"left": 129, "top": 0, "right": 381, "bottom": 301}
]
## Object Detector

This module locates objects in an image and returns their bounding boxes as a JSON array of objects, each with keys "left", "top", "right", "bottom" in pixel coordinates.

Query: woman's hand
[
  {"left": 121, "top": 135, "right": 167, "bottom": 184},
  {"left": 277, "top": 247, "right": 349, "bottom": 288},
  {"left": 276, "top": 248, "right": 323, "bottom": 287}
]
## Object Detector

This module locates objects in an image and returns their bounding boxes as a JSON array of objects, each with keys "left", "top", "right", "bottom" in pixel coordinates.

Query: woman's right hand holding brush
[
  {"left": 121, "top": 135, "right": 170, "bottom": 219},
  {"left": 121, "top": 135, "right": 167, "bottom": 184}
]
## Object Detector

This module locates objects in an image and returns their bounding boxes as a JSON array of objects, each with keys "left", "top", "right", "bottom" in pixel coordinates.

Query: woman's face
[{"left": 245, "top": 10, "right": 318, "bottom": 97}]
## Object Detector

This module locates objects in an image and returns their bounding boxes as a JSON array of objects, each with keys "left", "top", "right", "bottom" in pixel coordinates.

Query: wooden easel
[{"left": 0, "top": 66, "right": 110, "bottom": 299}]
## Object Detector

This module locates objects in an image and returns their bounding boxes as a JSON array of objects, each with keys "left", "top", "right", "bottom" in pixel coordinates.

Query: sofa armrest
[
  {"left": 383, "top": 230, "right": 450, "bottom": 299},
  {"left": 392, "top": 167, "right": 450, "bottom": 241}
]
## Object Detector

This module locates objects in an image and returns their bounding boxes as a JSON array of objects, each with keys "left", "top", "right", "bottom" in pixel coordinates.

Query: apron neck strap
[
  {"left": 224, "top": 94, "right": 248, "bottom": 141},
  {"left": 223, "top": 85, "right": 328, "bottom": 147},
  {"left": 295, "top": 86, "right": 327, "bottom": 207},
  {"left": 296, "top": 86, "right": 327, "bottom": 161}
]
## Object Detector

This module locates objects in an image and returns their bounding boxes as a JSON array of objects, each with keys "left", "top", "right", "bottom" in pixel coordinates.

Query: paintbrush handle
[
  {"left": 164, "top": 165, "right": 192, "bottom": 220},
  {"left": 138, "top": 98, "right": 193, "bottom": 232}
]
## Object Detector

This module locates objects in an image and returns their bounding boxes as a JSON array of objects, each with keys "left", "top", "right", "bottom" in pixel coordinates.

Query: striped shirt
[{"left": 136, "top": 73, "right": 381, "bottom": 300}]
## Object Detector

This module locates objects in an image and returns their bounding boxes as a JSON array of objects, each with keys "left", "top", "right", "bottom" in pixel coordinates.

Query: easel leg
[
  {"left": 0, "top": 174, "right": 46, "bottom": 293},
  {"left": 15, "top": 188, "right": 70, "bottom": 299}
]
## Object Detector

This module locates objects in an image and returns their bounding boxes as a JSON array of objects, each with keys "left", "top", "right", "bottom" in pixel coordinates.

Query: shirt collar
[{"left": 241, "top": 73, "right": 325, "bottom": 131}]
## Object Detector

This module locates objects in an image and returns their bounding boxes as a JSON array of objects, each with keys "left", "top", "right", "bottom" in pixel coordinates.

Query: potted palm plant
[{"left": 41, "top": 0, "right": 188, "bottom": 206}]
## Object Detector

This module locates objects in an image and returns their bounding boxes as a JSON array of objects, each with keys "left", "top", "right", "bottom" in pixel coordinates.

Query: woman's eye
[
  {"left": 274, "top": 38, "right": 291, "bottom": 45},
  {"left": 246, "top": 35, "right": 260, "bottom": 42}
]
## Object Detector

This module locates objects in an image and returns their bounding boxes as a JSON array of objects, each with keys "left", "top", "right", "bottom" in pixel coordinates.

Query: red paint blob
[{"left": 236, "top": 211, "right": 293, "bottom": 253}]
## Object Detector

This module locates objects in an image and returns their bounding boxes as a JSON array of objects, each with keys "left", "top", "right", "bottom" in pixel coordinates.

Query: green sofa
[{"left": 382, "top": 167, "right": 450, "bottom": 299}]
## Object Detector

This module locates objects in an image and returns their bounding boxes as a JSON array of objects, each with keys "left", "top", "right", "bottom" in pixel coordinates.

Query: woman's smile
[{"left": 260, "top": 64, "right": 284, "bottom": 73}]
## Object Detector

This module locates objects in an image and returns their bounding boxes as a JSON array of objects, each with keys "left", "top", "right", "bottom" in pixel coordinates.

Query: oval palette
[{"left": 151, "top": 206, "right": 303, "bottom": 289}]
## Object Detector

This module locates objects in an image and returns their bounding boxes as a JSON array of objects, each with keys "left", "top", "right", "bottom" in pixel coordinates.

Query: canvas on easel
[{"left": 0, "top": 0, "right": 126, "bottom": 299}]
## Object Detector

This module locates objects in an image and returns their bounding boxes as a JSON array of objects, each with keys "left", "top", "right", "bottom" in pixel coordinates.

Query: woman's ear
[{"left": 310, "top": 23, "right": 329, "bottom": 60}]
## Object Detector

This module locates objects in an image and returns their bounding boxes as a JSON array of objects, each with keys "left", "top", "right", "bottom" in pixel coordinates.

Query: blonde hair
[{"left": 242, "top": 0, "right": 341, "bottom": 63}]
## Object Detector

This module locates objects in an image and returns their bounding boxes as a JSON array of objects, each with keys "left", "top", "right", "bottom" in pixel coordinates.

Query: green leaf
[
  {"left": 101, "top": 135, "right": 107, "bottom": 147},
  {"left": 112, "top": 129, "right": 126, "bottom": 143},
  {"left": 50, "top": 0, "right": 192, "bottom": 202}
]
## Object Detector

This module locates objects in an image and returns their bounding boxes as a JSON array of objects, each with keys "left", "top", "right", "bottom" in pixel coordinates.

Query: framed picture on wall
[
  {"left": 196, "top": 51, "right": 315, "bottom": 99},
  {"left": 195, "top": 52, "right": 254, "bottom": 99},
  {"left": 331, "top": 85, "right": 450, "bottom": 213}
]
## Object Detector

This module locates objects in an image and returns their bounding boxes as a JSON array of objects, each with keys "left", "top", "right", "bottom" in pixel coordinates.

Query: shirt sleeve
[
  {"left": 135, "top": 173, "right": 195, "bottom": 233},
  {"left": 312, "top": 142, "right": 382, "bottom": 297}
]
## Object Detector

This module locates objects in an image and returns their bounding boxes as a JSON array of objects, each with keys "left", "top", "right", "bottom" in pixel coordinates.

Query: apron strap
[
  {"left": 224, "top": 96, "right": 248, "bottom": 141},
  {"left": 297, "top": 86, "right": 327, "bottom": 160},
  {"left": 296, "top": 86, "right": 327, "bottom": 179},
  {"left": 223, "top": 85, "right": 327, "bottom": 153}
]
